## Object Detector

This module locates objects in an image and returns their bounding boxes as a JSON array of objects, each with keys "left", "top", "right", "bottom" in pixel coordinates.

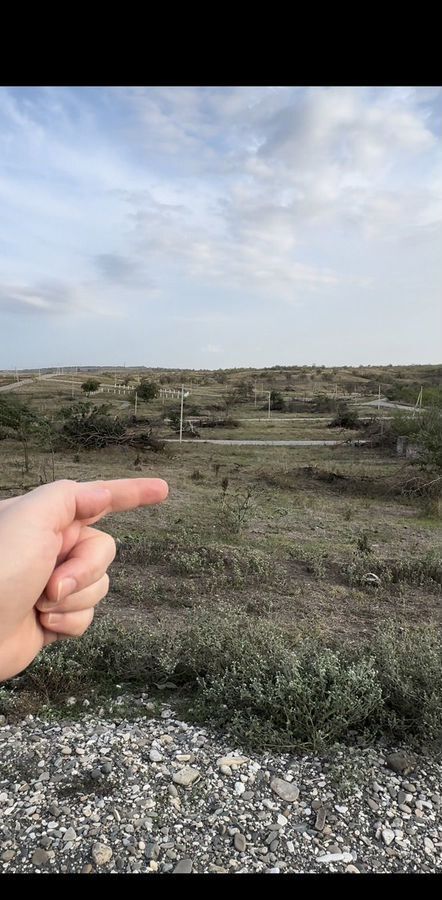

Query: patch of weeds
[
  {"left": 356, "top": 531, "right": 372, "bottom": 555},
  {"left": 246, "top": 594, "right": 274, "bottom": 616},
  {"left": 168, "top": 544, "right": 273, "bottom": 587},
  {"left": 111, "top": 570, "right": 146, "bottom": 604},
  {"left": 216, "top": 485, "right": 255, "bottom": 535},
  {"left": 372, "top": 623, "right": 442, "bottom": 746},
  {"left": 289, "top": 544, "right": 329, "bottom": 579},
  {"left": 323, "top": 753, "right": 369, "bottom": 798},
  {"left": 343, "top": 550, "right": 442, "bottom": 591},
  {"left": 4, "top": 612, "right": 442, "bottom": 755}
]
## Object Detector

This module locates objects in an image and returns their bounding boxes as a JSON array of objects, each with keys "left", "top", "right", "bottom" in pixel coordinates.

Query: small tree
[
  {"left": 418, "top": 408, "right": 442, "bottom": 470},
  {"left": 269, "top": 390, "right": 285, "bottom": 411},
  {"left": 81, "top": 378, "right": 100, "bottom": 396},
  {"left": 0, "top": 395, "right": 39, "bottom": 472},
  {"left": 136, "top": 379, "right": 159, "bottom": 402},
  {"left": 328, "top": 402, "right": 359, "bottom": 429}
]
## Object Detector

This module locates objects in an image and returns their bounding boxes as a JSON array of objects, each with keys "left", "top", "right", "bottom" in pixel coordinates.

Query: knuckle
[{"left": 106, "top": 534, "right": 117, "bottom": 562}]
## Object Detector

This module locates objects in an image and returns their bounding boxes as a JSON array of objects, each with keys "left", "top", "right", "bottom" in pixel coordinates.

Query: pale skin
[{"left": 0, "top": 477, "right": 169, "bottom": 682}]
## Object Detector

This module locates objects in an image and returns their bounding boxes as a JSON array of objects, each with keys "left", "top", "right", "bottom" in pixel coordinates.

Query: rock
[
  {"left": 367, "top": 798, "right": 379, "bottom": 812},
  {"left": 235, "top": 782, "right": 245, "bottom": 796},
  {"left": 149, "top": 749, "right": 163, "bottom": 763},
  {"left": 217, "top": 756, "right": 248, "bottom": 769},
  {"left": 402, "top": 781, "right": 416, "bottom": 793},
  {"left": 92, "top": 843, "right": 113, "bottom": 866},
  {"left": 81, "top": 864, "right": 93, "bottom": 874},
  {"left": 31, "top": 849, "right": 50, "bottom": 867},
  {"left": 172, "top": 767, "right": 200, "bottom": 787},
  {"left": 314, "top": 808, "right": 327, "bottom": 831},
  {"left": 63, "top": 827, "right": 77, "bottom": 842},
  {"left": 220, "top": 765, "right": 232, "bottom": 776},
  {"left": 318, "top": 852, "right": 353, "bottom": 864},
  {"left": 146, "top": 843, "right": 160, "bottom": 861},
  {"left": 346, "top": 864, "right": 360, "bottom": 873},
  {"left": 168, "top": 784, "right": 178, "bottom": 798},
  {"left": 397, "top": 790, "right": 407, "bottom": 805},
  {"left": 2, "top": 850, "right": 15, "bottom": 862},
  {"left": 101, "top": 761, "right": 113, "bottom": 774},
  {"left": 173, "top": 859, "right": 193, "bottom": 873},
  {"left": 270, "top": 778, "right": 299, "bottom": 803},
  {"left": 382, "top": 829, "right": 395, "bottom": 847},
  {"left": 234, "top": 833, "right": 246, "bottom": 852},
  {"left": 386, "top": 752, "right": 416, "bottom": 776},
  {"left": 398, "top": 803, "right": 412, "bottom": 815}
]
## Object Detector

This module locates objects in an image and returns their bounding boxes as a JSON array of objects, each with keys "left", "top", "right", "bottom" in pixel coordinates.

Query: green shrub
[
  {"left": 186, "top": 617, "right": 382, "bottom": 752},
  {"left": 343, "top": 550, "right": 442, "bottom": 590},
  {"left": 216, "top": 486, "right": 255, "bottom": 535},
  {"left": 3, "top": 611, "right": 442, "bottom": 754},
  {"left": 328, "top": 403, "right": 359, "bottom": 429},
  {"left": 372, "top": 624, "right": 442, "bottom": 746}
]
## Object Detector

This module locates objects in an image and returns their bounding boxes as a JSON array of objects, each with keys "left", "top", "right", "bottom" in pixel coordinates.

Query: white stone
[
  {"left": 149, "top": 749, "right": 163, "bottom": 763},
  {"left": 217, "top": 756, "right": 248, "bottom": 769},
  {"left": 92, "top": 843, "right": 113, "bottom": 866},
  {"left": 318, "top": 852, "right": 353, "bottom": 864},
  {"left": 382, "top": 828, "right": 395, "bottom": 846},
  {"left": 172, "top": 767, "right": 200, "bottom": 787},
  {"left": 270, "top": 778, "right": 299, "bottom": 803}
]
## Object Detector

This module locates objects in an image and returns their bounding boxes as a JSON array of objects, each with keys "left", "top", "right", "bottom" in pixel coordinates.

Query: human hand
[{"left": 0, "top": 477, "right": 168, "bottom": 681}]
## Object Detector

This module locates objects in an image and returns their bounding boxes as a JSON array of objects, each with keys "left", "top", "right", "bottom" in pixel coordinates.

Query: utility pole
[
  {"left": 179, "top": 384, "right": 185, "bottom": 444},
  {"left": 254, "top": 381, "right": 257, "bottom": 408},
  {"left": 378, "top": 384, "right": 381, "bottom": 411},
  {"left": 71, "top": 371, "right": 75, "bottom": 399},
  {"left": 415, "top": 387, "right": 423, "bottom": 409},
  {"left": 134, "top": 392, "right": 138, "bottom": 416},
  {"left": 267, "top": 390, "right": 271, "bottom": 420}
]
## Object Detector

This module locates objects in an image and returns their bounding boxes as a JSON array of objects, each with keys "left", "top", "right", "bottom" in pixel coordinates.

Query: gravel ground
[{"left": 1, "top": 697, "right": 441, "bottom": 874}]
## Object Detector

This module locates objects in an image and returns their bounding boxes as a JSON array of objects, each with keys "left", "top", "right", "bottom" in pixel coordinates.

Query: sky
[{"left": 0, "top": 85, "right": 441, "bottom": 370}]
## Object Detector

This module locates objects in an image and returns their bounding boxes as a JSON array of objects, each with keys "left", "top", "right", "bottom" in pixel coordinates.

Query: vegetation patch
[{"left": 3, "top": 613, "right": 442, "bottom": 754}]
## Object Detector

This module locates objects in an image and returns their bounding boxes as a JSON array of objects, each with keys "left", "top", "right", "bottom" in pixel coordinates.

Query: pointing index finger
[{"left": 79, "top": 477, "right": 169, "bottom": 521}]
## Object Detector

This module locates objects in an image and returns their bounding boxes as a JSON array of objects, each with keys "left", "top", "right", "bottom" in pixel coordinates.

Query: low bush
[{"left": 3, "top": 613, "right": 442, "bottom": 754}]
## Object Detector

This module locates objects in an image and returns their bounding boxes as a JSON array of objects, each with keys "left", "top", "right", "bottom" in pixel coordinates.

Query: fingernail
[
  {"left": 57, "top": 577, "right": 77, "bottom": 602},
  {"left": 46, "top": 613, "right": 63, "bottom": 627}
]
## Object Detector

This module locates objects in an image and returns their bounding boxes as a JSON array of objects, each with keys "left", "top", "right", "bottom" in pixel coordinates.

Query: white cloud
[{"left": 0, "top": 86, "right": 440, "bottom": 365}]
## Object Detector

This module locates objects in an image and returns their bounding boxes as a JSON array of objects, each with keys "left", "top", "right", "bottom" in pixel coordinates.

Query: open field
[
  {"left": 1, "top": 363, "right": 441, "bottom": 645},
  {"left": 1, "top": 364, "right": 441, "bottom": 748}
]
